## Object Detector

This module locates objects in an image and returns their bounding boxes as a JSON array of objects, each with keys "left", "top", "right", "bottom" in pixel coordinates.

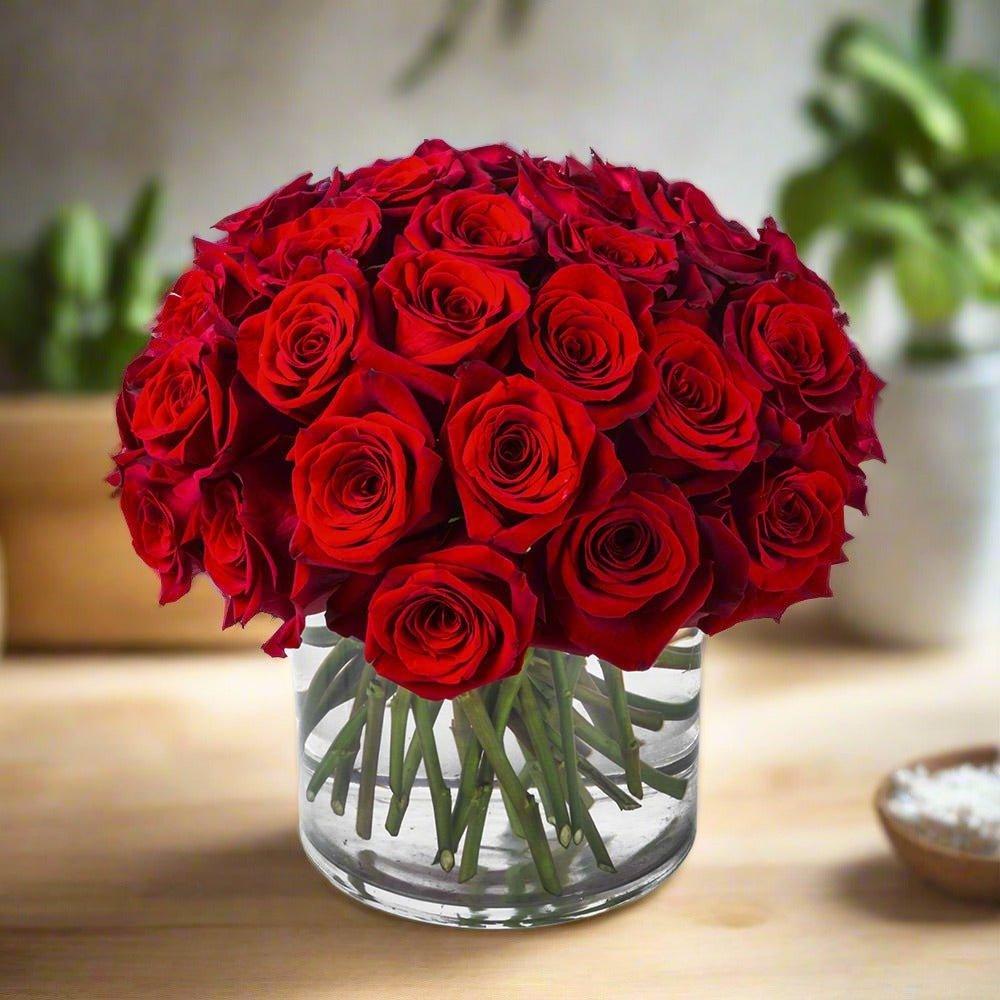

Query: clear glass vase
[{"left": 292, "top": 615, "right": 701, "bottom": 928}]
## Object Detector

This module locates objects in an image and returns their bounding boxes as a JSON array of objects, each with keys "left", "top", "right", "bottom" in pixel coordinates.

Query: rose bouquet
[{"left": 112, "top": 139, "right": 882, "bottom": 924}]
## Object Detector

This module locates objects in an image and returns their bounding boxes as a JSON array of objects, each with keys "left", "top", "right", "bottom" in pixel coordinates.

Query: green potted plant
[
  {"left": 0, "top": 184, "right": 270, "bottom": 650},
  {"left": 778, "top": 0, "right": 999, "bottom": 644}
]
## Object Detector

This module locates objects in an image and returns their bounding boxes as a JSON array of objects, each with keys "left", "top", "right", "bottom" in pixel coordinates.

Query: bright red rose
[
  {"left": 119, "top": 462, "right": 201, "bottom": 604},
  {"left": 154, "top": 268, "right": 223, "bottom": 344},
  {"left": 364, "top": 250, "right": 530, "bottom": 400},
  {"left": 547, "top": 217, "right": 678, "bottom": 289},
  {"left": 365, "top": 544, "right": 537, "bottom": 699},
  {"left": 402, "top": 190, "right": 537, "bottom": 265},
  {"left": 253, "top": 197, "right": 381, "bottom": 281},
  {"left": 704, "top": 434, "right": 850, "bottom": 629},
  {"left": 344, "top": 139, "right": 478, "bottom": 219},
  {"left": 128, "top": 332, "right": 236, "bottom": 470},
  {"left": 237, "top": 257, "right": 373, "bottom": 422},
  {"left": 522, "top": 264, "right": 658, "bottom": 428},
  {"left": 724, "top": 275, "right": 859, "bottom": 437},
  {"left": 290, "top": 370, "right": 444, "bottom": 571},
  {"left": 541, "top": 475, "right": 744, "bottom": 669},
  {"left": 633, "top": 318, "right": 762, "bottom": 492},
  {"left": 192, "top": 239, "right": 264, "bottom": 326},
  {"left": 444, "top": 363, "right": 624, "bottom": 553},
  {"left": 214, "top": 172, "right": 328, "bottom": 242}
]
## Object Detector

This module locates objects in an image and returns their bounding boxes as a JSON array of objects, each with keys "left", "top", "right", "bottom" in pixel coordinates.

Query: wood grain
[{"left": 1, "top": 624, "right": 998, "bottom": 999}]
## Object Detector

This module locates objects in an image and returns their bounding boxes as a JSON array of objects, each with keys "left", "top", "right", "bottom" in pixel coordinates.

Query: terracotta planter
[{"left": 0, "top": 394, "right": 271, "bottom": 650}]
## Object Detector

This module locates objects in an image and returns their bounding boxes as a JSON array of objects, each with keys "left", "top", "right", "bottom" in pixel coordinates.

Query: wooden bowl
[{"left": 875, "top": 745, "right": 1000, "bottom": 903}]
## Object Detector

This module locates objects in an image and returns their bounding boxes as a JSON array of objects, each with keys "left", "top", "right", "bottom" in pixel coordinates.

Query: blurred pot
[
  {"left": 834, "top": 353, "right": 1000, "bottom": 645},
  {"left": 0, "top": 395, "right": 272, "bottom": 651}
]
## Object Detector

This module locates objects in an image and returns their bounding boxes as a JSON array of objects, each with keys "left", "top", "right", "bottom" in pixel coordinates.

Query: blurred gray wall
[{"left": 2, "top": 0, "right": 998, "bottom": 266}]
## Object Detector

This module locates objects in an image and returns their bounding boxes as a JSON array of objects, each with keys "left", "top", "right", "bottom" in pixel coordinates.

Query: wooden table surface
[{"left": 2, "top": 624, "right": 998, "bottom": 999}]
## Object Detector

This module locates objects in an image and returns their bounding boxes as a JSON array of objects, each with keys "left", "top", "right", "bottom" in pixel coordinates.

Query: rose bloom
[
  {"left": 522, "top": 264, "right": 658, "bottom": 428},
  {"left": 365, "top": 544, "right": 536, "bottom": 699},
  {"left": 364, "top": 250, "right": 530, "bottom": 400},
  {"left": 128, "top": 331, "right": 236, "bottom": 470},
  {"left": 724, "top": 275, "right": 860, "bottom": 437},
  {"left": 444, "top": 363, "right": 624, "bottom": 553},
  {"left": 237, "top": 256, "right": 373, "bottom": 422},
  {"left": 252, "top": 197, "right": 381, "bottom": 281},
  {"left": 633, "top": 317, "right": 762, "bottom": 492},
  {"left": 402, "top": 189, "right": 537, "bottom": 265},
  {"left": 547, "top": 217, "right": 678, "bottom": 289},
  {"left": 119, "top": 462, "right": 201, "bottom": 604},
  {"left": 289, "top": 370, "right": 444, "bottom": 572},
  {"left": 214, "top": 172, "right": 328, "bottom": 243},
  {"left": 541, "top": 475, "right": 747, "bottom": 669}
]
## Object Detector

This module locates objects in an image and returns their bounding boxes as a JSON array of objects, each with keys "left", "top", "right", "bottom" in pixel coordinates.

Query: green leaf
[
  {"left": 846, "top": 197, "right": 941, "bottom": 249},
  {"left": 394, "top": 0, "right": 479, "bottom": 92},
  {"left": 918, "top": 0, "right": 951, "bottom": 59},
  {"left": 823, "top": 21, "right": 965, "bottom": 152},
  {"left": 39, "top": 298, "right": 84, "bottom": 391},
  {"left": 892, "top": 238, "right": 966, "bottom": 324},
  {"left": 942, "top": 67, "right": 1000, "bottom": 160},
  {"left": 498, "top": 0, "right": 534, "bottom": 41},
  {"left": 45, "top": 205, "right": 111, "bottom": 303},
  {"left": 777, "top": 152, "right": 864, "bottom": 248},
  {"left": 118, "top": 179, "right": 164, "bottom": 259},
  {"left": 830, "top": 233, "right": 890, "bottom": 313}
]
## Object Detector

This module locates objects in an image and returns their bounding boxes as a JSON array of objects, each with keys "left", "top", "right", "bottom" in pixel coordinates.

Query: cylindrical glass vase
[{"left": 292, "top": 615, "right": 701, "bottom": 928}]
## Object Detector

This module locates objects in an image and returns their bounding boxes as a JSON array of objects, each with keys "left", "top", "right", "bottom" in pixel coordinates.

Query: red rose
[
  {"left": 515, "top": 154, "right": 628, "bottom": 227},
  {"left": 214, "top": 172, "right": 328, "bottom": 242},
  {"left": 253, "top": 197, "right": 381, "bottom": 281},
  {"left": 119, "top": 462, "right": 201, "bottom": 604},
  {"left": 724, "top": 275, "right": 859, "bottom": 436},
  {"left": 522, "top": 264, "right": 658, "bottom": 428},
  {"left": 462, "top": 143, "right": 520, "bottom": 190},
  {"left": 829, "top": 365, "right": 886, "bottom": 512},
  {"left": 344, "top": 139, "right": 478, "bottom": 219},
  {"left": 200, "top": 457, "right": 296, "bottom": 633},
  {"left": 192, "top": 239, "right": 263, "bottom": 325},
  {"left": 365, "top": 544, "right": 537, "bottom": 699},
  {"left": 704, "top": 434, "right": 850, "bottom": 629},
  {"left": 364, "top": 250, "right": 530, "bottom": 400},
  {"left": 444, "top": 363, "right": 624, "bottom": 553},
  {"left": 237, "top": 257, "right": 373, "bottom": 421},
  {"left": 154, "top": 268, "right": 223, "bottom": 344},
  {"left": 129, "top": 332, "right": 236, "bottom": 470},
  {"left": 548, "top": 217, "right": 678, "bottom": 289},
  {"left": 290, "top": 370, "right": 444, "bottom": 571},
  {"left": 402, "top": 190, "right": 537, "bottom": 265},
  {"left": 541, "top": 475, "right": 742, "bottom": 669},
  {"left": 633, "top": 318, "right": 762, "bottom": 492}
]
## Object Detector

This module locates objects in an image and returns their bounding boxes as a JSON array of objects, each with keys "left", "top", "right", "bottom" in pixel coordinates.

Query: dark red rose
[
  {"left": 547, "top": 217, "right": 678, "bottom": 289},
  {"left": 214, "top": 172, "right": 329, "bottom": 242},
  {"left": 724, "top": 275, "right": 859, "bottom": 437},
  {"left": 252, "top": 197, "right": 381, "bottom": 281},
  {"left": 633, "top": 318, "right": 762, "bottom": 492},
  {"left": 192, "top": 239, "right": 264, "bottom": 325},
  {"left": 200, "top": 454, "right": 294, "bottom": 610},
  {"left": 522, "top": 264, "right": 658, "bottom": 428},
  {"left": 119, "top": 462, "right": 201, "bottom": 604},
  {"left": 703, "top": 434, "right": 850, "bottom": 629},
  {"left": 237, "top": 257, "right": 373, "bottom": 422},
  {"left": 154, "top": 267, "right": 223, "bottom": 344},
  {"left": 128, "top": 331, "right": 236, "bottom": 470},
  {"left": 365, "top": 543, "right": 537, "bottom": 699},
  {"left": 443, "top": 363, "right": 624, "bottom": 553},
  {"left": 402, "top": 190, "right": 537, "bottom": 265},
  {"left": 829, "top": 365, "right": 885, "bottom": 512},
  {"left": 462, "top": 142, "right": 520, "bottom": 190},
  {"left": 290, "top": 370, "right": 444, "bottom": 571},
  {"left": 344, "top": 139, "right": 477, "bottom": 219},
  {"left": 541, "top": 475, "right": 744, "bottom": 669},
  {"left": 515, "top": 153, "right": 628, "bottom": 227},
  {"left": 364, "top": 250, "right": 530, "bottom": 400}
]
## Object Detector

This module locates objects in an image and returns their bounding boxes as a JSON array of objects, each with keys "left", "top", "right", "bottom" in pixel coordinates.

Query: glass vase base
[{"left": 299, "top": 811, "right": 696, "bottom": 930}]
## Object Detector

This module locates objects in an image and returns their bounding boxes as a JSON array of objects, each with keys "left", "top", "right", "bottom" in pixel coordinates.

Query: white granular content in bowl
[{"left": 887, "top": 762, "right": 1000, "bottom": 856}]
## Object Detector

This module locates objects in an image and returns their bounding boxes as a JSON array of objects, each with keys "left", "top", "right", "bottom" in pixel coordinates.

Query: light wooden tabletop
[{"left": 2, "top": 624, "right": 998, "bottom": 999}]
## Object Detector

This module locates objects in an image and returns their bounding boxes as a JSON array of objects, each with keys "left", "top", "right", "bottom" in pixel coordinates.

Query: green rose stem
[
  {"left": 298, "top": 642, "right": 352, "bottom": 739},
  {"left": 356, "top": 678, "right": 388, "bottom": 839},
  {"left": 599, "top": 662, "right": 643, "bottom": 798},
  {"left": 592, "top": 674, "right": 700, "bottom": 721},
  {"left": 575, "top": 671, "right": 664, "bottom": 732},
  {"left": 300, "top": 648, "right": 364, "bottom": 741},
  {"left": 388, "top": 688, "right": 412, "bottom": 798},
  {"left": 330, "top": 662, "right": 375, "bottom": 815},
  {"left": 571, "top": 710, "right": 688, "bottom": 800},
  {"left": 550, "top": 652, "right": 587, "bottom": 844},
  {"left": 455, "top": 674, "right": 523, "bottom": 878},
  {"left": 515, "top": 681, "right": 572, "bottom": 846},
  {"left": 451, "top": 686, "right": 499, "bottom": 837},
  {"left": 456, "top": 690, "right": 562, "bottom": 896},
  {"left": 384, "top": 700, "right": 442, "bottom": 836},
  {"left": 413, "top": 697, "right": 455, "bottom": 872},
  {"left": 304, "top": 710, "right": 368, "bottom": 801},
  {"left": 576, "top": 755, "right": 641, "bottom": 811}
]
